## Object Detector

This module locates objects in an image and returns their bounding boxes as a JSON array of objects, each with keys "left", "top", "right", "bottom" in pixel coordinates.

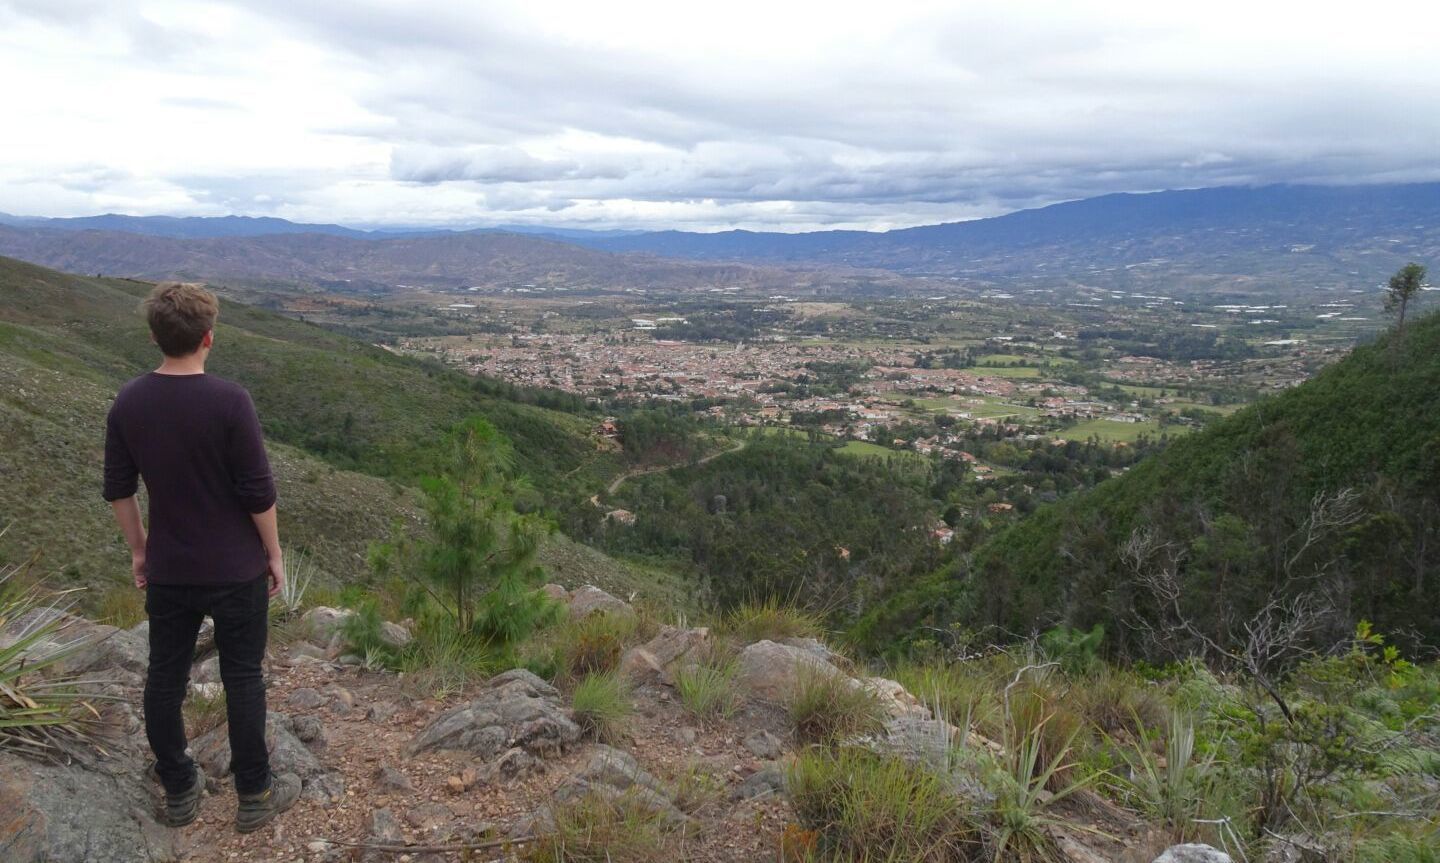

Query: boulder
[
  {"left": 858, "top": 676, "right": 929, "bottom": 720},
  {"left": 619, "top": 625, "right": 710, "bottom": 683},
  {"left": 1155, "top": 845, "right": 1234, "bottom": 863},
  {"left": 192, "top": 711, "right": 344, "bottom": 803},
  {"left": 193, "top": 655, "right": 221, "bottom": 684},
  {"left": 541, "top": 583, "right": 570, "bottom": 602},
  {"left": 409, "top": 669, "right": 579, "bottom": 760},
  {"left": 566, "top": 585, "right": 633, "bottom": 619},
  {"left": 300, "top": 606, "right": 411, "bottom": 650},
  {"left": 778, "top": 636, "right": 848, "bottom": 667},
  {"left": 0, "top": 751, "right": 176, "bottom": 863},
  {"left": 734, "top": 639, "right": 847, "bottom": 703},
  {"left": 546, "top": 745, "right": 686, "bottom": 827},
  {"left": 873, "top": 716, "right": 994, "bottom": 805}
]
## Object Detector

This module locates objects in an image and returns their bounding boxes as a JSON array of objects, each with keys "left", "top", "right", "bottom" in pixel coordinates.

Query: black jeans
[{"left": 144, "top": 574, "right": 271, "bottom": 796}]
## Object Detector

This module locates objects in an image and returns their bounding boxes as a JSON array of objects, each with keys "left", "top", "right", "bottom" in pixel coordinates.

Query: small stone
[
  {"left": 290, "top": 714, "right": 326, "bottom": 745},
  {"left": 375, "top": 764, "right": 415, "bottom": 792},
  {"left": 287, "top": 687, "right": 325, "bottom": 710},
  {"left": 675, "top": 727, "right": 698, "bottom": 745},
  {"left": 742, "top": 730, "right": 784, "bottom": 760},
  {"left": 446, "top": 775, "right": 465, "bottom": 794},
  {"left": 733, "top": 764, "right": 786, "bottom": 800},
  {"left": 367, "top": 701, "right": 401, "bottom": 724}
]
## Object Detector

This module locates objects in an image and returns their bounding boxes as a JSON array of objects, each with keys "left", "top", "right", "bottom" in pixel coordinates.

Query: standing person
[{"left": 103, "top": 282, "right": 300, "bottom": 832}]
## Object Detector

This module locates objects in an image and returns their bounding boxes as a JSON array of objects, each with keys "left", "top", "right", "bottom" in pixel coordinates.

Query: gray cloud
[{"left": 2, "top": 1, "right": 1438, "bottom": 230}]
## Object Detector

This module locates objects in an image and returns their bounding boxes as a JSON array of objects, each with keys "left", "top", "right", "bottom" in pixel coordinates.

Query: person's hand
[
  {"left": 266, "top": 553, "right": 285, "bottom": 599},
  {"left": 131, "top": 552, "right": 148, "bottom": 589}
]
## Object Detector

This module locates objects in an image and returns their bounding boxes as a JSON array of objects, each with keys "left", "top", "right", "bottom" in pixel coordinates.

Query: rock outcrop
[
  {"left": 619, "top": 624, "right": 710, "bottom": 683},
  {"left": 0, "top": 751, "right": 176, "bottom": 863},
  {"left": 565, "top": 585, "right": 634, "bottom": 619},
  {"left": 733, "top": 638, "right": 848, "bottom": 702},
  {"left": 409, "top": 669, "right": 580, "bottom": 760},
  {"left": 192, "top": 710, "right": 345, "bottom": 803},
  {"left": 1154, "top": 845, "right": 1234, "bottom": 863}
]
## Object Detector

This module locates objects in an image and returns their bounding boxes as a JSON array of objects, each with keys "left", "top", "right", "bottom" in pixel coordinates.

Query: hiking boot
[
  {"left": 164, "top": 768, "right": 203, "bottom": 828},
  {"left": 235, "top": 772, "right": 301, "bottom": 834}
]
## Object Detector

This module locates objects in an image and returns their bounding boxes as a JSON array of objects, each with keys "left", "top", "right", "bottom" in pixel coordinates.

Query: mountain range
[{"left": 2, "top": 182, "right": 1437, "bottom": 296}]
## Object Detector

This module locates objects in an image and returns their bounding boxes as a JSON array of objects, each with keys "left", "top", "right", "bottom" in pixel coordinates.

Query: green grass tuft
[
  {"left": 788, "top": 668, "right": 886, "bottom": 745},
  {"left": 673, "top": 657, "right": 740, "bottom": 725},
  {"left": 571, "top": 671, "right": 633, "bottom": 744},
  {"left": 787, "top": 746, "right": 978, "bottom": 862}
]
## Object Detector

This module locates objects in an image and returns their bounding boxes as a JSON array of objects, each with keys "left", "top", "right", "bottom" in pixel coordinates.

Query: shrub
[
  {"left": 787, "top": 746, "right": 977, "bottom": 861},
  {"left": 1039, "top": 624, "right": 1104, "bottom": 675},
  {"left": 561, "top": 611, "right": 639, "bottom": 678},
  {"left": 525, "top": 788, "right": 673, "bottom": 863},
  {"left": 673, "top": 658, "right": 739, "bottom": 725},
  {"left": 723, "top": 598, "right": 823, "bottom": 644},
  {"left": 1355, "top": 830, "right": 1440, "bottom": 863},
  {"left": 667, "top": 760, "right": 724, "bottom": 815},
  {"left": 338, "top": 599, "right": 402, "bottom": 668},
  {"left": 788, "top": 669, "right": 885, "bottom": 744},
  {"left": 571, "top": 671, "right": 632, "bottom": 744},
  {"left": 398, "top": 616, "right": 503, "bottom": 699},
  {"left": 1072, "top": 667, "right": 1167, "bottom": 737}
]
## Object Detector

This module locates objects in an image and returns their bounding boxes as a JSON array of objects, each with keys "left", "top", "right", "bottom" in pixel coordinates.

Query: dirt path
[{"left": 598, "top": 438, "right": 748, "bottom": 500}]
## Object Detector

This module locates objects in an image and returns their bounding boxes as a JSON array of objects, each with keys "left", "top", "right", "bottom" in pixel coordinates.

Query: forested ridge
[{"left": 855, "top": 310, "right": 1440, "bottom": 657}]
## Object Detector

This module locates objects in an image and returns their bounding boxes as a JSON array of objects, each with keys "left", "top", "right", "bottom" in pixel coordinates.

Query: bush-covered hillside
[
  {"left": 856, "top": 311, "right": 1440, "bottom": 656},
  {"left": 0, "top": 256, "right": 635, "bottom": 602}
]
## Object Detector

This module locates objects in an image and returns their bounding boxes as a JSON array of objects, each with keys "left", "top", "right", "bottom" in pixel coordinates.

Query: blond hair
[{"left": 144, "top": 282, "right": 218, "bottom": 357}]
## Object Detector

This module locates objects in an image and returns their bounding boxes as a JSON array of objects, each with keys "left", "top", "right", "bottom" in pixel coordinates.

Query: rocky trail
[{"left": 1, "top": 585, "right": 1235, "bottom": 863}]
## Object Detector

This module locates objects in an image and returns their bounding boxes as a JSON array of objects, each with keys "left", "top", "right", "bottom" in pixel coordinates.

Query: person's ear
[{"left": 202, "top": 330, "right": 214, "bottom": 349}]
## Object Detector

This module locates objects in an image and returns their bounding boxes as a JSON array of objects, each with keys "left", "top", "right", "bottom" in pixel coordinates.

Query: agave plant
[
  {"left": 0, "top": 541, "right": 112, "bottom": 758},
  {"left": 988, "top": 707, "right": 1106, "bottom": 862},
  {"left": 269, "top": 548, "right": 315, "bottom": 619}
]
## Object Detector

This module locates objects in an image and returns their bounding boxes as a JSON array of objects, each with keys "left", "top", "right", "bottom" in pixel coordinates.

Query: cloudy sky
[{"left": 2, "top": 0, "right": 1438, "bottom": 232}]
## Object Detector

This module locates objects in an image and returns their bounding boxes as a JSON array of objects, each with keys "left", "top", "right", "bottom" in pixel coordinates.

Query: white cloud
[{"left": 1, "top": 0, "right": 1437, "bottom": 230}]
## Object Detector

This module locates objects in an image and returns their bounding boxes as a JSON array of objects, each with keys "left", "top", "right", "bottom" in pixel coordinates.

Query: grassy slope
[
  {"left": 0, "top": 257, "right": 675, "bottom": 606},
  {"left": 854, "top": 311, "right": 1440, "bottom": 649}
]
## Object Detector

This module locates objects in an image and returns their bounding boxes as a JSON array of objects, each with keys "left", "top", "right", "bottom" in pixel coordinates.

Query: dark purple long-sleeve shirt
[{"left": 103, "top": 373, "right": 277, "bottom": 585}]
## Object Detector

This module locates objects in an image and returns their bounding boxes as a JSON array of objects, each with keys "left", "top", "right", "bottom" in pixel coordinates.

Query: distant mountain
[
  {"left": 575, "top": 183, "right": 1440, "bottom": 293},
  {"left": 0, "top": 212, "right": 382, "bottom": 239},
  {"left": 6, "top": 183, "right": 1436, "bottom": 296},
  {"left": 0, "top": 224, "right": 907, "bottom": 295},
  {"left": 0, "top": 212, "right": 651, "bottom": 242}
]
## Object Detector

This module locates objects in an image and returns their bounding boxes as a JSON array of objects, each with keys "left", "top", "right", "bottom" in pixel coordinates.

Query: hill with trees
[
  {"left": 854, "top": 308, "right": 1440, "bottom": 659},
  {"left": 0, "top": 256, "right": 663, "bottom": 608}
]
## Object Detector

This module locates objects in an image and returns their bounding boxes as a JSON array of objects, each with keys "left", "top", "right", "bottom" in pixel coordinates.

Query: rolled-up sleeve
[
  {"left": 228, "top": 390, "right": 277, "bottom": 513},
  {"left": 102, "top": 405, "right": 139, "bottom": 501}
]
